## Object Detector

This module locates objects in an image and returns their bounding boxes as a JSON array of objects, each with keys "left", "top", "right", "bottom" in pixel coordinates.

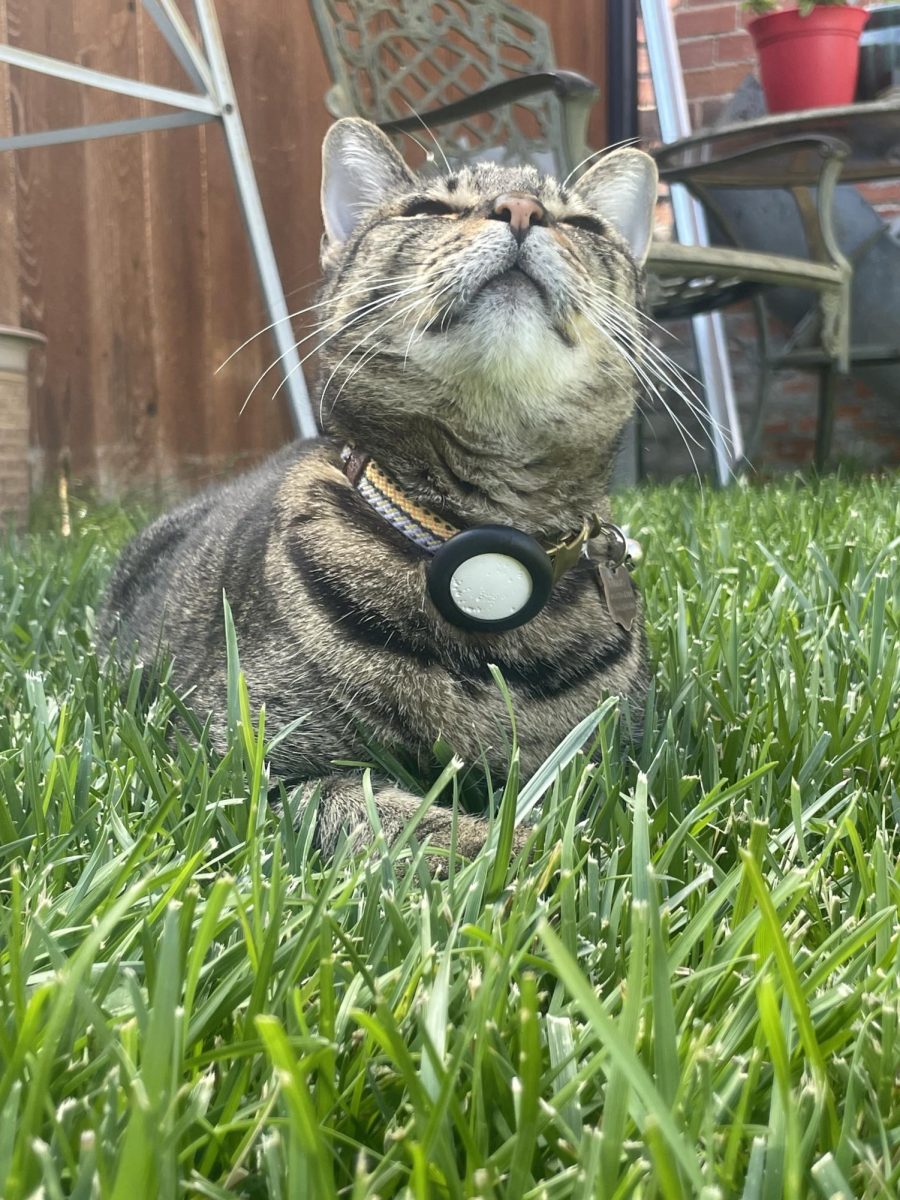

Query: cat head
[{"left": 315, "top": 118, "right": 658, "bottom": 504}]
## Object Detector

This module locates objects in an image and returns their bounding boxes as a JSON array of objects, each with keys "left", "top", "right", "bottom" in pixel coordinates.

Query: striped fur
[{"left": 101, "top": 120, "right": 657, "bottom": 862}]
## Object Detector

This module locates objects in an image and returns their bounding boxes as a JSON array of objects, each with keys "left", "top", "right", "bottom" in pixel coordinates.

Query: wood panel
[
  {"left": 1, "top": 0, "right": 610, "bottom": 498},
  {"left": 0, "top": 4, "right": 18, "bottom": 325},
  {"left": 10, "top": 0, "right": 97, "bottom": 489},
  {"left": 79, "top": 0, "right": 161, "bottom": 491},
  {"left": 139, "top": 11, "right": 214, "bottom": 486},
  {"left": 522, "top": 0, "right": 609, "bottom": 150}
]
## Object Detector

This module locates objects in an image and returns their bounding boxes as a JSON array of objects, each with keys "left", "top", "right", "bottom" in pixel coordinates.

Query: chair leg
[
  {"left": 814, "top": 364, "right": 839, "bottom": 471},
  {"left": 746, "top": 294, "right": 772, "bottom": 463},
  {"left": 611, "top": 415, "right": 640, "bottom": 490}
]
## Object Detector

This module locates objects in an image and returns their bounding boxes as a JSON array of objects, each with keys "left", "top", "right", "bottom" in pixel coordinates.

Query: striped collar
[{"left": 340, "top": 445, "right": 630, "bottom": 581}]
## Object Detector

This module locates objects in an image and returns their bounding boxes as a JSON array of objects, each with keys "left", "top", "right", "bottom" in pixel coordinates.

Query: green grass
[{"left": 0, "top": 474, "right": 898, "bottom": 1199}]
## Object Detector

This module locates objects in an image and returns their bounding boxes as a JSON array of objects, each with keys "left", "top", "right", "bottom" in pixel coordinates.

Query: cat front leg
[{"left": 288, "top": 774, "right": 528, "bottom": 867}]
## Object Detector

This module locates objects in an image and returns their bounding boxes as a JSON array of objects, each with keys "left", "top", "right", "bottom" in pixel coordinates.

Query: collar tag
[{"left": 595, "top": 564, "right": 637, "bottom": 631}]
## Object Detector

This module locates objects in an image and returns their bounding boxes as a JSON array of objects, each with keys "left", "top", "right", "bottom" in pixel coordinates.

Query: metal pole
[
  {"left": 192, "top": 0, "right": 318, "bottom": 439},
  {"left": 0, "top": 111, "right": 211, "bottom": 153},
  {"left": 0, "top": 42, "right": 217, "bottom": 114},
  {"left": 606, "top": 0, "right": 640, "bottom": 487},
  {"left": 141, "top": 0, "right": 215, "bottom": 95},
  {"left": 607, "top": 0, "right": 639, "bottom": 148},
  {"left": 641, "top": 1, "right": 744, "bottom": 484}
]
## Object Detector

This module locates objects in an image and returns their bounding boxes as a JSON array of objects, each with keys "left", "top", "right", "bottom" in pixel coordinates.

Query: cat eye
[
  {"left": 400, "top": 198, "right": 457, "bottom": 218},
  {"left": 562, "top": 214, "right": 606, "bottom": 236}
]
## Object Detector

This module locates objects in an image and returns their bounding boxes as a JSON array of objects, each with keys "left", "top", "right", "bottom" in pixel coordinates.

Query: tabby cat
[{"left": 101, "top": 118, "right": 658, "bottom": 861}]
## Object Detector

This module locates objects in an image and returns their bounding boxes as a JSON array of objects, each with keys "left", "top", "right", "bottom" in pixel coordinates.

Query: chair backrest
[{"left": 309, "top": 0, "right": 571, "bottom": 173}]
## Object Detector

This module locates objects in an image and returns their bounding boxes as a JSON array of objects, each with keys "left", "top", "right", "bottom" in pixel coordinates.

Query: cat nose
[{"left": 490, "top": 193, "right": 546, "bottom": 244}]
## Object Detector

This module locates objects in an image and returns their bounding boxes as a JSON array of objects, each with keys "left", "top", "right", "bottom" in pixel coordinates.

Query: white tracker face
[{"left": 449, "top": 552, "right": 534, "bottom": 621}]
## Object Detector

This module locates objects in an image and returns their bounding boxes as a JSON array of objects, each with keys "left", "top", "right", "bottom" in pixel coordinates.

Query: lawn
[{"left": 0, "top": 474, "right": 897, "bottom": 1199}]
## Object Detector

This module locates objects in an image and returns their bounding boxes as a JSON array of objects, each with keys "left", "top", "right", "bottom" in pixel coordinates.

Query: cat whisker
[
  {"left": 241, "top": 282, "right": 433, "bottom": 417},
  {"left": 591, "top": 282, "right": 701, "bottom": 365},
  {"left": 402, "top": 281, "right": 458, "bottom": 367},
  {"left": 218, "top": 271, "right": 426, "bottom": 374},
  {"left": 585, "top": 298, "right": 743, "bottom": 486},
  {"left": 597, "top": 336, "right": 709, "bottom": 462},
  {"left": 597, "top": 283, "right": 689, "bottom": 347},
  {"left": 317, "top": 289, "right": 448, "bottom": 420},
  {"left": 437, "top": 299, "right": 457, "bottom": 334},
  {"left": 398, "top": 100, "right": 453, "bottom": 176},
  {"left": 579, "top": 303, "right": 707, "bottom": 482},
  {"left": 313, "top": 266, "right": 457, "bottom": 416},
  {"left": 314, "top": 290, "right": 438, "bottom": 418},
  {"left": 561, "top": 137, "right": 642, "bottom": 190},
  {"left": 282, "top": 272, "right": 326, "bottom": 302},
  {"left": 424, "top": 294, "right": 457, "bottom": 339},
  {"left": 329, "top": 337, "right": 388, "bottom": 412},
  {"left": 583, "top": 295, "right": 735, "bottom": 455}
]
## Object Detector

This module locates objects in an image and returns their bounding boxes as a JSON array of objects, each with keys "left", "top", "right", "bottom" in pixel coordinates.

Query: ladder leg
[
  {"left": 193, "top": 0, "right": 318, "bottom": 440},
  {"left": 642, "top": 0, "right": 744, "bottom": 485}
]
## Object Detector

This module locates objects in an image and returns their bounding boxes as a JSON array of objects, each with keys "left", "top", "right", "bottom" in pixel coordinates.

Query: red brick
[
  {"left": 680, "top": 39, "right": 716, "bottom": 70},
  {"left": 638, "top": 78, "right": 656, "bottom": 108},
  {"left": 695, "top": 97, "right": 722, "bottom": 128},
  {"left": 675, "top": 7, "right": 738, "bottom": 39},
  {"left": 715, "top": 31, "right": 755, "bottom": 64},
  {"left": 688, "top": 99, "right": 706, "bottom": 128},
  {"left": 682, "top": 63, "right": 755, "bottom": 101},
  {"left": 856, "top": 180, "right": 900, "bottom": 206},
  {"left": 725, "top": 315, "right": 757, "bottom": 339},
  {"left": 779, "top": 377, "right": 818, "bottom": 396}
]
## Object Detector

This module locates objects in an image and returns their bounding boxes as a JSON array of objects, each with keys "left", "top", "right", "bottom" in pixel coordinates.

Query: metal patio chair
[
  {"left": 309, "top": 0, "right": 853, "bottom": 471},
  {"left": 652, "top": 134, "right": 852, "bottom": 468},
  {"left": 310, "top": 0, "right": 600, "bottom": 175}
]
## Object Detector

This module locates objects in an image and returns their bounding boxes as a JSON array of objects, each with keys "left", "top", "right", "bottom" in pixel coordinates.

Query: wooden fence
[{"left": 0, "top": 0, "right": 609, "bottom": 497}]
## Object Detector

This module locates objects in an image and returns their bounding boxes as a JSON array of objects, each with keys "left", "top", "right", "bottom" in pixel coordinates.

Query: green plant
[
  {"left": 743, "top": 0, "right": 860, "bottom": 15},
  {"left": 0, "top": 475, "right": 897, "bottom": 1197}
]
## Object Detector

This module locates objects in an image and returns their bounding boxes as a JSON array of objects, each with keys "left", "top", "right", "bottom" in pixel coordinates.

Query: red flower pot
[{"left": 748, "top": 6, "right": 870, "bottom": 113}]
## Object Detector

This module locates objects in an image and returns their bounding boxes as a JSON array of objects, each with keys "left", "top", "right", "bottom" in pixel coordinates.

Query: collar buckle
[
  {"left": 546, "top": 517, "right": 593, "bottom": 582},
  {"left": 547, "top": 515, "right": 629, "bottom": 581}
]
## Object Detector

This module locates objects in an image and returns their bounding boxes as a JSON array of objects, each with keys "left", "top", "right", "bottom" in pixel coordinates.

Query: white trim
[{"left": 0, "top": 44, "right": 218, "bottom": 114}]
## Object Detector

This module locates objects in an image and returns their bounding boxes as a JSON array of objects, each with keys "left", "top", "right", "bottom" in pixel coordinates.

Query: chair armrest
[
  {"left": 653, "top": 134, "right": 854, "bottom": 371},
  {"left": 656, "top": 134, "right": 852, "bottom": 279},
  {"left": 378, "top": 70, "right": 599, "bottom": 134},
  {"left": 654, "top": 133, "right": 849, "bottom": 190}
]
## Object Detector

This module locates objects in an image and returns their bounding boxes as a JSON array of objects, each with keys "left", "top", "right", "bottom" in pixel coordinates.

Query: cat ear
[
  {"left": 321, "top": 118, "right": 415, "bottom": 244},
  {"left": 573, "top": 148, "right": 658, "bottom": 265}
]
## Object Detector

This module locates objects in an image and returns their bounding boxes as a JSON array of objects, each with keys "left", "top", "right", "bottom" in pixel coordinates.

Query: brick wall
[
  {"left": 0, "top": 366, "right": 29, "bottom": 528},
  {"left": 638, "top": 1, "right": 900, "bottom": 477}
]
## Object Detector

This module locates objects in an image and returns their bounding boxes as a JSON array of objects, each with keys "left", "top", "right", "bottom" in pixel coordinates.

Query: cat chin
[{"left": 409, "top": 305, "right": 595, "bottom": 404}]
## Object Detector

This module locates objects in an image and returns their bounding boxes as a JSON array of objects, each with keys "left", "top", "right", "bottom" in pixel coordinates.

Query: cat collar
[{"left": 341, "top": 446, "right": 636, "bottom": 634}]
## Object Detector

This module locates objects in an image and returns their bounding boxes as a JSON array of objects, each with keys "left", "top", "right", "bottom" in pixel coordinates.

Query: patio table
[
  {"left": 653, "top": 97, "right": 900, "bottom": 185},
  {"left": 650, "top": 97, "right": 900, "bottom": 468}
]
